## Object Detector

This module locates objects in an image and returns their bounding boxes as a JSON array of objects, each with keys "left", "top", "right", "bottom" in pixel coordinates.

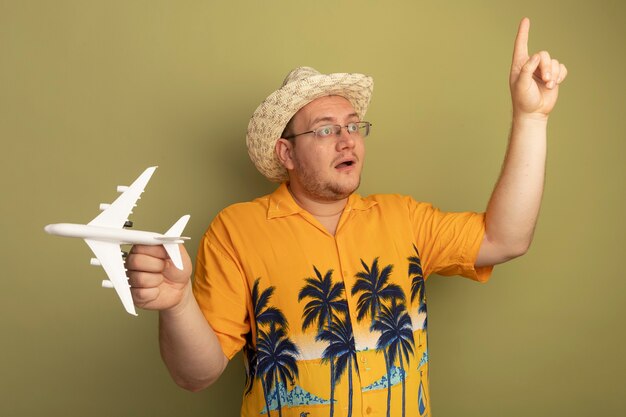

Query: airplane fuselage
[{"left": 44, "top": 223, "right": 183, "bottom": 245}]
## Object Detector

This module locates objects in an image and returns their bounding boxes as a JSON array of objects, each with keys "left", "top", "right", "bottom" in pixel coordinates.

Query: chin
[
  {"left": 325, "top": 177, "right": 361, "bottom": 200},
  {"left": 292, "top": 167, "right": 362, "bottom": 201}
]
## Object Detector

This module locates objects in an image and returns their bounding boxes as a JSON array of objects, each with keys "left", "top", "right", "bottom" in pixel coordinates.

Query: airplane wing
[
  {"left": 88, "top": 166, "right": 157, "bottom": 228},
  {"left": 85, "top": 239, "right": 137, "bottom": 316}
]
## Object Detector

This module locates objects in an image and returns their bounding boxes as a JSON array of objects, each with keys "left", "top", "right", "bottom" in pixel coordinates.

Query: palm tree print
[
  {"left": 244, "top": 278, "right": 288, "bottom": 395},
  {"left": 408, "top": 247, "right": 429, "bottom": 416},
  {"left": 317, "top": 314, "right": 359, "bottom": 417},
  {"left": 257, "top": 322, "right": 300, "bottom": 417},
  {"left": 352, "top": 258, "right": 404, "bottom": 322},
  {"left": 408, "top": 245, "right": 425, "bottom": 306},
  {"left": 298, "top": 266, "right": 348, "bottom": 417},
  {"left": 408, "top": 245, "right": 428, "bottom": 345},
  {"left": 371, "top": 299, "right": 415, "bottom": 417},
  {"left": 352, "top": 257, "right": 405, "bottom": 417},
  {"left": 243, "top": 333, "right": 256, "bottom": 396},
  {"left": 418, "top": 370, "right": 427, "bottom": 415},
  {"left": 253, "top": 278, "right": 288, "bottom": 329}
]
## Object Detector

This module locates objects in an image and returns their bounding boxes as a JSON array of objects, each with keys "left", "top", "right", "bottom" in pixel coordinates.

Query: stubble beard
[{"left": 293, "top": 158, "right": 361, "bottom": 202}]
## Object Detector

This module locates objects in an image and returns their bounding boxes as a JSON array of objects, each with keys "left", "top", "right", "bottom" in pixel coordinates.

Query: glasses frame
[{"left": 283, "top": 121, "right": 372, "bottom": 140}]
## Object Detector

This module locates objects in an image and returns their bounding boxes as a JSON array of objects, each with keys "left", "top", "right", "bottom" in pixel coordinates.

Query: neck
[{"left": 287, "top": 184, "right": 348, "bottom": 235}]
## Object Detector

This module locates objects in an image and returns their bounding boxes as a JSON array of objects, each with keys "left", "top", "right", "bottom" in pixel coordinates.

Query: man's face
[{"left": 280, "top": 95, "right": 365, "bottom": 202}]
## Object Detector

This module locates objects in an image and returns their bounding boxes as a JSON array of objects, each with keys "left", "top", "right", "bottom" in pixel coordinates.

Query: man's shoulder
[
  {"left": 357, "top": 193, "right": 438, "bottom": 218},
  {"left": 361, "top": 192, "right": 426, "bottom": 206},
  {"left": 204, "top": 194, "right": 272, "bottom": 239},
  {"left": 218, "top": 194, "right": 271, "bottom": 217}
]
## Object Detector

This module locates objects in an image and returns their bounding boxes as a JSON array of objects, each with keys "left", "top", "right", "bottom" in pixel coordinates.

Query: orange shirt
[{"left": 193, "top": 183, "right": 492, "bottom": 417}]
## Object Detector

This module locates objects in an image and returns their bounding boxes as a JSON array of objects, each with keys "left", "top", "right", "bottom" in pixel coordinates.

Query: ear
[{"left": 275, "top": 138, "right": 296, "bottom": 170}]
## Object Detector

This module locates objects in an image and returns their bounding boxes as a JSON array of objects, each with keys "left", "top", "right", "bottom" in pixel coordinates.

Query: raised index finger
[{"left": 512, "top": 17, "right": 530, "bottom": 65}]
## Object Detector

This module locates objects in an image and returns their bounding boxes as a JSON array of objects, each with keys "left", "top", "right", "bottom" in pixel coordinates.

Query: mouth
[
  {"left": 334, "top": 156, "right": 357, "bottom": 170},
  {"left": 335, "top": 160, "right": 355, "bottom": 169}
]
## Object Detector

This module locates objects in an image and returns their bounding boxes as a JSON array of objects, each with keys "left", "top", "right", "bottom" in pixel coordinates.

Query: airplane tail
[{"left": 158, "top": 215, "right": 191, "bottom": 270}]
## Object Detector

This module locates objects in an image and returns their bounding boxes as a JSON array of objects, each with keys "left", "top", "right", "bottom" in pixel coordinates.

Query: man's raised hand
[{"left": 509, "top": 17, "right": 568, "bottom": 119}]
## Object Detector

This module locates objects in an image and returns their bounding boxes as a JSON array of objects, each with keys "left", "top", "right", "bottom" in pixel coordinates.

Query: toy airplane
[{"left": 44, "top": 166, "right": 190, "bottom": 316}]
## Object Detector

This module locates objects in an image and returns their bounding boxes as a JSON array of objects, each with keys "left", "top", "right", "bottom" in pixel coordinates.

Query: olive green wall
[{"left": 2, "top": 1, "right": 624, "bottom": 416}]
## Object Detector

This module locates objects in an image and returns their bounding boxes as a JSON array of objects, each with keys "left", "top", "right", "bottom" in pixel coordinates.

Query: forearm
[
  {"left": 159, "top": 284, "right": 228, "bottom": 392},
  {"left": 478, "top": 115, "right": 548, "bottom": 265}
]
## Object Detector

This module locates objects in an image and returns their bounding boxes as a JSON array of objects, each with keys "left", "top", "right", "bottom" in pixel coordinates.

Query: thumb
[{"left": 515, "top": 53, "right": 541, "bottom": 90}]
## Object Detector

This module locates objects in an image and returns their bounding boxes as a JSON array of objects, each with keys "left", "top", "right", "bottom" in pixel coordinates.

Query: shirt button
[
  {"left": 366, "top": 406, "right": 372, "bottom": 414},
  {"left": 360, "top": 356, "right": 367, "bottom": 363}
]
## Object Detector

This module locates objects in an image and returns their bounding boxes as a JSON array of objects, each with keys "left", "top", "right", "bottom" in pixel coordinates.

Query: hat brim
[{"left": 246, "top": 71, "right": 373, "bottom": 182}]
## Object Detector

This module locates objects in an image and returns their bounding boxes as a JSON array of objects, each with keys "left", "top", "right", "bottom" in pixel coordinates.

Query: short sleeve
[
  {"left": 409, "top": 200, "right": 493, "bottom": 283},
  {"left": 192, "top": 214, "right": 251, "bottom": 359}
]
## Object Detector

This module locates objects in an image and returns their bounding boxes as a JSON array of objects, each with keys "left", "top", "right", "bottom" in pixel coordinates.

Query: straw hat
[{"left": 246, "top": 66, "right": 374, "bottom": 182}]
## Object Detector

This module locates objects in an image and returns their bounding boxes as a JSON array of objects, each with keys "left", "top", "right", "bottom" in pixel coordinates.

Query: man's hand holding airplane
[{"left": 126, "top": 244, "right": 193, "bottom": 312}]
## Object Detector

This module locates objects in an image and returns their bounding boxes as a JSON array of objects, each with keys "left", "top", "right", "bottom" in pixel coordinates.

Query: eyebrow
[{"left": 311, "top": 112, "right": 359, "bottom": 126}]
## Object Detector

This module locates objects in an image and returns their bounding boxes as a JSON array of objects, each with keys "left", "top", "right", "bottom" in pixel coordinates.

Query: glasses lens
[
  {"left": 313, "top": 122, "right": 371, "bottom": 138},
  {"left": 316, "top": 125, "right": 335, "bottom": 138},
  {"left": 359, "top": 122, "right": 370, "bottom": 137}
]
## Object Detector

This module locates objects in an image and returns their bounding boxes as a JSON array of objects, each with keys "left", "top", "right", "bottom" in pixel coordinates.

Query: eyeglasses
[{"left": 284, "top": 121, "right": 372, "bottom": 139}]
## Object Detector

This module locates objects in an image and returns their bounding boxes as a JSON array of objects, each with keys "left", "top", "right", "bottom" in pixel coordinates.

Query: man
[{"left": 126, "top": 18, "right": 567, "bottom": 417}]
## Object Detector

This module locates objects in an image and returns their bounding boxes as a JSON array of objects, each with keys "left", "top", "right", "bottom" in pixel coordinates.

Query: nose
[{"left": 335, "top": 126, "right": 356, "bottom": 150}]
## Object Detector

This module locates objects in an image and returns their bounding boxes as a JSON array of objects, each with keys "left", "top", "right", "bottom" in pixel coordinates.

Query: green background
[{"left": 2, "top": 1, "right": 624, "bottom": 416}]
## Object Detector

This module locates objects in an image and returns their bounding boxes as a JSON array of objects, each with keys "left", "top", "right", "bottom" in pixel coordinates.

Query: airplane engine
[
  {"left": 90, "top": 258, "right": 101, "bottom": 266},
  {"left": 101, "top": 280, "right": 114, "bottom": 288},
  {"left": 99, "top": 203, "right": 111, "bottom": 211},
  {"left": 117, "top": 185, "right": 129, "bottom": 193}
]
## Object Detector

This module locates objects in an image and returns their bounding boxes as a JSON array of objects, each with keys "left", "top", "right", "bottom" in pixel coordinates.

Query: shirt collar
[{"left": 267, "top": 182, "right": 377, "bottom": 219}]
